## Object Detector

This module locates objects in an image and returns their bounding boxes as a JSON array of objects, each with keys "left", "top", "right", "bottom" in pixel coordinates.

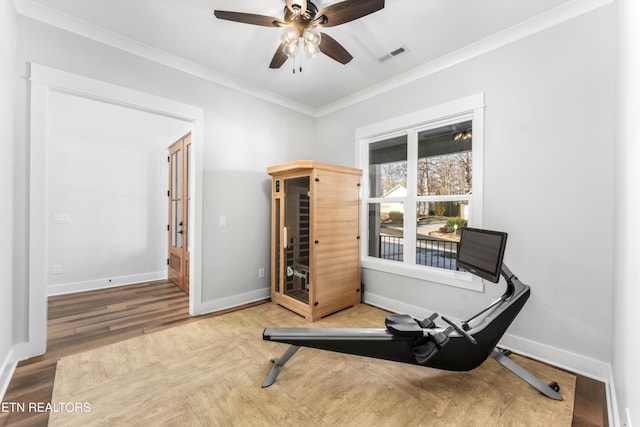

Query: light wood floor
[{"left": 0, "top": 280, "right": 607, "bottom": 426}]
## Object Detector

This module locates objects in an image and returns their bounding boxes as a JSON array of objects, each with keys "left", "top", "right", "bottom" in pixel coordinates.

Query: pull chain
[
  {"left": 300, "top": 49, "right": 304, "bottom": 72},
  {"left": 291, "top": 39, "right": 304, "bottom": 74}
]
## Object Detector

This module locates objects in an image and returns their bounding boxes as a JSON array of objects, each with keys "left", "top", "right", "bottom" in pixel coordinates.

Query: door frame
[{"left": 24, "top": 63, "right": 205, "bottom": 359}]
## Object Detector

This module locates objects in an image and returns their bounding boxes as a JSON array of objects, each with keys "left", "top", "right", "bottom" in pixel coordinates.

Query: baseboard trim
[
  {"left": 497, "top": 333, "right": 611, "bottom": 382},
  {"left": 364, "top": 292, "right": 435, "bottom": 320},
  {"left": 47, "top": 272, "right": 167, "bottom": 296},
  {"left": 195, "top": 288, "right": 271, "bottom": 316},
  {"left": 606, "top": 365, "right": 621, "bottom": 427},
  {"left": 0, "top": 346, "right": 17, "bottom": 402}
]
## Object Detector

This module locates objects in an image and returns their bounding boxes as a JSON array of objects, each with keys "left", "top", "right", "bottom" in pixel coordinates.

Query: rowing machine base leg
[
  {"left": 262, "top": 345, "right": 300, "bottom": 388},
  {"left": 491, "top": 348, "right": 563, "bottom": 400}
]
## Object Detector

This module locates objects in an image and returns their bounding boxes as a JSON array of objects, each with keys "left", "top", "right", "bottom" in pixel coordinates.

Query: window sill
[{"left": 361, "top": 257, "right": 484, "bottom": 292}]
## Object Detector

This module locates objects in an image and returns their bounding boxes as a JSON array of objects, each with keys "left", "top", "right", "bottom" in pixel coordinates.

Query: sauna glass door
[{"left": 283, "top": 176, "right": 311, "bottom": 304}]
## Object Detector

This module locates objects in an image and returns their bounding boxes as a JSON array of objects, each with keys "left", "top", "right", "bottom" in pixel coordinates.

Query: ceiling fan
[{"left": 213, "top": 0, "right": 385, "bottom": 70}]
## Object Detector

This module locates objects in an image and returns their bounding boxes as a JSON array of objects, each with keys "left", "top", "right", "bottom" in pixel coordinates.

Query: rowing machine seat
[{"left": 385, "top": 314, "right": 424, "bottom": 337}]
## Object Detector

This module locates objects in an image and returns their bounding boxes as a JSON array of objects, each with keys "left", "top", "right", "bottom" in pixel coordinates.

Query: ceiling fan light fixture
[
  {"left": 453, "top": 130, "right": 472, "bottom": 141},
  {"left": 303, "top": 27, "right": 321, "bottom": 58},
  {"left": 283, "top": 40, "right": 300, "bottom": 59},
  {"left": 214, "top": 0, "right": 386, "bottom": 69},
  {"left": 304, "top": 43, "right": 319, "bottom": 58},
  {"left": 280, "top": 26, "right": 300, "bottom": 58},
  {"left": 281, "top": 26, "right": 298, "bottom": 44}
]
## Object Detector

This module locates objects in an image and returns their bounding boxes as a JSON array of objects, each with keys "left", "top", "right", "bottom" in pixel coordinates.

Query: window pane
[
  {"left": 369, "top": 135, "right": 407, "bottom": 198},
  {"left": 416, "top": 201, "right": 469, "bottom": 269},
  {"left": 368, "top": 202, "right": 404, "bottom": 262},
  {"left": 284, "top": 176, "right": 310, "bottom": 304},
  {"left": 417, "top": 121, "right": 472, "bottom": 196},
  {"left": 172, "top": 200, "right": 182, "bottom": 249},
  {"left": 274, "top": 198, "right": 280, "bottom": 293},
  {"left": 171, "top": 150, "right": 182, "bottom": 199},
  {"left": 186, "top": 143, "right": 191, "bottom": 198}
]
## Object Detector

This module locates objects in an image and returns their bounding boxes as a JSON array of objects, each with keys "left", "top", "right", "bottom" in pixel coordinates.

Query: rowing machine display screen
[{"left": 456, "top": 228, "right": 507, "bottom": 283}]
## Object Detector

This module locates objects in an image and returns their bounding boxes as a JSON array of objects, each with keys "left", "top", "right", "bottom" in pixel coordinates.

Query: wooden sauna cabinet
[{"left": 267, "top": 161, "right": 362, "bottom": 321}]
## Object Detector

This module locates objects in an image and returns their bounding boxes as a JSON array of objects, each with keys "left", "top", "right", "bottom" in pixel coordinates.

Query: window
[{"left": 356, "top": 94, "right": 485, "bottom": 290}]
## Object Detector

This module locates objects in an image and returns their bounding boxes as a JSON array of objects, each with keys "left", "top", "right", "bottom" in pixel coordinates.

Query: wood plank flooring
[{"left": 0, "top": 280, "right": 607, "bottom": 426}]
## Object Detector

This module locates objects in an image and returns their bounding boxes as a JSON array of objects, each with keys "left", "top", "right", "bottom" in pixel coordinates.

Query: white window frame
[{"left": 355, "top": 93, "right": 485, "bottom": 291}]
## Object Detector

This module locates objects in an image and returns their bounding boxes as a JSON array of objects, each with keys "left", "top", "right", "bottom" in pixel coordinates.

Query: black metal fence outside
[{"left": 378, "top": 235, "right": 459, "bottom": 270}]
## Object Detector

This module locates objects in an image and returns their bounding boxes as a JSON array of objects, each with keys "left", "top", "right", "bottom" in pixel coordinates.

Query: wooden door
[
  {"left": 283, "top": 175, "right": 311, "bottom": 305},
  {"left": 168, "top": 133, "right": 191, "bottom": 293}
]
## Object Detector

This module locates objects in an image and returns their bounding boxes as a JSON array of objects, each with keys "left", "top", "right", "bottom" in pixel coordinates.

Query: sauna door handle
[{"left": 283, "top": 226, "right": 289, "bottom": 249}]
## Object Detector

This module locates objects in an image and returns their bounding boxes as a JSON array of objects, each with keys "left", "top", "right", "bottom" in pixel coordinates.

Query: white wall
[
  {"left": 0, "top": 0, "right": 18, "bottom": 398},
  {"left": 13, "top": 15, "right": 316, "bottom": 343},
  {"left": 315, "top": 5, "right": 616, "bottom": 378},
  {"left": 10, "top": 3, "right": 631, "bottom": 419},
  {"left": 46, "top": 90, "right": 191, "bottom": 295},
  {"left": 614, "top": 0, "right": 640, "bottom": 425}
]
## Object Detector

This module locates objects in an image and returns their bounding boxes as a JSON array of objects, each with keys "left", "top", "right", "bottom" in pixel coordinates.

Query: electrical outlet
[
  {"left": 52, "top": 265, "right": 62, "bottom": 274},
  {"left": 52, "top": 213, "right": 70, "bottom": 224},
  {"left": 258, "top": 268, "right": 265, "bottom": 278},
  {"left": 219, "top": 216, "right": 227, "bottom": 227}
]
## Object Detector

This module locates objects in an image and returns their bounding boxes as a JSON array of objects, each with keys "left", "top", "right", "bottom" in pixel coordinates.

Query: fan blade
[
  {"left": 319, "top": 33, "right": 353, "bottom": 64},
  {"left": 269, "top": 44, "right": 289, "bottom": 69},
  {"left": 214, "top": 10, "right": 285, "bottom": 27},
  {"left": 285, "top": 0, "right": 307, "bottom": 16},
  {"left": 316, "top": 0, "right": 384, "bottom": 27}
]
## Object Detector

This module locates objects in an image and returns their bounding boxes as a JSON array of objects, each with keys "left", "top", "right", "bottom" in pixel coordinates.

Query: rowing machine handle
[{"left": 441, "top": 316, "right": 477, "bottom": 344}]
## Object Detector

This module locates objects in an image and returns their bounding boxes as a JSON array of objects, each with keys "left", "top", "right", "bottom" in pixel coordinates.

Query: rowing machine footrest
[{"left": 412, "top": 327, "right": 453, "bottom": 365}]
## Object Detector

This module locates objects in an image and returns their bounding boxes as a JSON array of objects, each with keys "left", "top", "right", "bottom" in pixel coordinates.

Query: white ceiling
[{"left": 14, "top": 0, "right": 606, "bottom": 115}]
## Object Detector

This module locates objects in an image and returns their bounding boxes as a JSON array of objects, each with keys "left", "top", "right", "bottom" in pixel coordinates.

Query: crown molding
[
  {"left": 14, "top": 0, "right": 613, "bottom": 119},
  {"left": 12, "top": 0, "right": 317, "bottom": 117},
  {"left": 316, "top": 0, "right": 614, "bottom": 117}
]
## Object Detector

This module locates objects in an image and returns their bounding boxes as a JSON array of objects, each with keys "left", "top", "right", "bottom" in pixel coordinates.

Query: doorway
[
  {"left": 27, "top": 64, "right": 205, "bottom": 360},
  {"left": 168, "top": 133, "right": 191, "bottom": 293}
]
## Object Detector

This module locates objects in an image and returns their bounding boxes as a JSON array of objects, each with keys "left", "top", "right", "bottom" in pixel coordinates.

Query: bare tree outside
[
  {"left": 418, "top": 151, "right": 472, "bottom": 196},
  {"left": 380, "top": 162, "right": 407, "bottom": 195}
]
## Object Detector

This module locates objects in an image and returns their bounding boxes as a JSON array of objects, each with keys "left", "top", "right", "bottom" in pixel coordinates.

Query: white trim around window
[{"left": 355, "top": 93, "right": 486, "bottom": 291}]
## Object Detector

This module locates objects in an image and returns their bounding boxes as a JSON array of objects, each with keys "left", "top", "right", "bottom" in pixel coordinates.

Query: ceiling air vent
[{"left": 378, "top": 46, "right": 408, "bottom": 63}]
